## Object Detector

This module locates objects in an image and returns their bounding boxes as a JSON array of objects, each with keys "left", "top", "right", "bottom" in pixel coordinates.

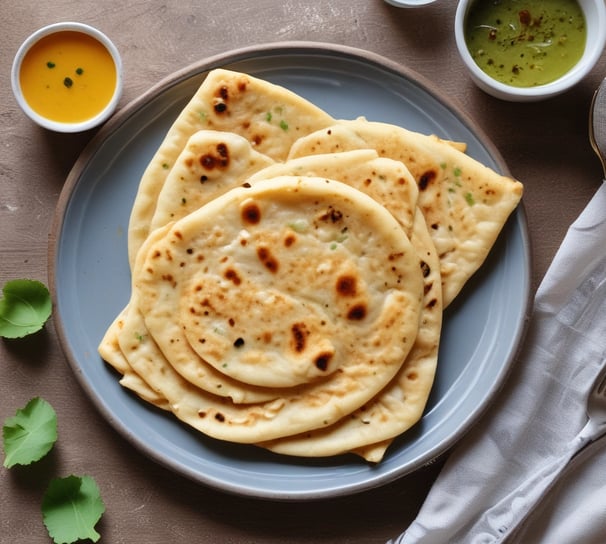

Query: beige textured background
[{"left": 1, "top": 2, "right": 605, "bottom": 542}]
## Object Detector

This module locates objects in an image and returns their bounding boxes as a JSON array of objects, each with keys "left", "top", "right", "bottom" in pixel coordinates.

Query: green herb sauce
[{"left": 464, "top": 0, "right": 586, "bottom": 87}]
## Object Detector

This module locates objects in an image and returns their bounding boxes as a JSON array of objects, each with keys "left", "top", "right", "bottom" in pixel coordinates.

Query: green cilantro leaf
[
  {"left": 3, "top": 397, "right": 58, "bottom": 468},
  {"left": 42, "top": 475, "right": 105, "bottom": 544},
  {"left": 0, "top": 279, "right": 52, "bottom": 338}
]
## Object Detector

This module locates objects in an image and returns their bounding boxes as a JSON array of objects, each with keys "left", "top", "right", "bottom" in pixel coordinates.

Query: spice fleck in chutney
[
  {"left": 19, "top": 31, "right": 117, "bottom": 123},
  {"left": 464, "top": 0, "right": 587, "bottom": 87}
]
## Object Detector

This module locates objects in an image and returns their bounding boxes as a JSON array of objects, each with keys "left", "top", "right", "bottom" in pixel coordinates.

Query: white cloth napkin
[{"left": 390, "top": 181, "right": 606, "bottom": 544}]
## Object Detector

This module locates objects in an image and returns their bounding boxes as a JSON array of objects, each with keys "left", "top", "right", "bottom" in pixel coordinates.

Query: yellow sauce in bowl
[{"left": 19, "top": 30, "right": 117, "bottom": 124}]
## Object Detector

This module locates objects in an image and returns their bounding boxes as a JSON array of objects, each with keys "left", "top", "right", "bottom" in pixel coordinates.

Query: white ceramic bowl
[
  {"left": 11, "top": 22, "right": 123, "bottom": 132},
  {"left": 455, "top": 0, "right": 606, "bottom": 101},
  {"left": 384, "top": 0, "right": 438, "bottom": 7}
]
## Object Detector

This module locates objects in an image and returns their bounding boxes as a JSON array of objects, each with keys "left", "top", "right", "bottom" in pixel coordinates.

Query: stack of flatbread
[{"left": 99, "top": 69, "right": 523, "bottom": 463}]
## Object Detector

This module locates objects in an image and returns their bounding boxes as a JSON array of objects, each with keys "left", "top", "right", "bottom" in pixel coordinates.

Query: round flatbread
[
  {"left": 110, "top": 145, "right": 423, "bottom": 403},
  {"left": 260, "top": 210, "right": 442, "bottom": 461},
  {"left": 132, "top": 176, "right": 423, "bottom": 443}
]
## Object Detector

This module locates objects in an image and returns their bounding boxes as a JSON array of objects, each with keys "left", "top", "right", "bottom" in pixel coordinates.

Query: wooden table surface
[{"left": 2, "top": 2, "right": 605, "bottom": 542}]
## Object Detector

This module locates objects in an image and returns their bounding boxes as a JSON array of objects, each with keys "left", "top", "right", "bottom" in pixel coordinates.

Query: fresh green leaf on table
[
  {"left": 2, "top": 397, "right": 58, "bottom": 468},
  {"left": 0, "top": 279, "right": 52, "bottom": 338},
  {"left": 42, "top": 475, "right": 105, "bottom": 544}
]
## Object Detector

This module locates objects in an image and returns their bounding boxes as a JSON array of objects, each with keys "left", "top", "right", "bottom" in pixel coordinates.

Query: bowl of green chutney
[{"left": 455, "top": 0, "right": 606, "bottom": 101}]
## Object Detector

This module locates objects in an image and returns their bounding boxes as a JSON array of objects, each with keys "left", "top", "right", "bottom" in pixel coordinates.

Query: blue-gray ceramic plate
[{"left": 49, "top": 42, "right": 531, "bottom": 500}]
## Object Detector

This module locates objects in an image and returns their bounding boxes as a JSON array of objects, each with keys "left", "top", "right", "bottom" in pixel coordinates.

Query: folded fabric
[{"left": 390, "top": 181, "right": 606, "bottom": 544}]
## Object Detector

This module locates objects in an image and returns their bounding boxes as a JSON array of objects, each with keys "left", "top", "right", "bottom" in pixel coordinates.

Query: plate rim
[{"left": 48, "top": 41, "right": 532, "bottom": 500}]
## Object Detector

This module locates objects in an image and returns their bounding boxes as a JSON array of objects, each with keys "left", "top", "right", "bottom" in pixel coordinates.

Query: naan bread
[
  {"left": 109, "top": 139, "right": 423, "bottom": 401},
  {"left": 288, "top": 119, "right": 524, "bottom": 306},
  {"left": 101, "top": 131, "right": 278, "bottom": 403},
  {"left": 260, "top": 211, "right": 442, "bottom": 461},
  {"left": 112, "top": 147, "right": 433, "bottom": 440},
  {"left": 131, "top": 176, "right": 423, "bottom": 442},
  {"left": 128, "top": 68, "right": 335, "bottom": 267},
  {"left": 112, "top": 149, "right": 437, "bottom": 455}
]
